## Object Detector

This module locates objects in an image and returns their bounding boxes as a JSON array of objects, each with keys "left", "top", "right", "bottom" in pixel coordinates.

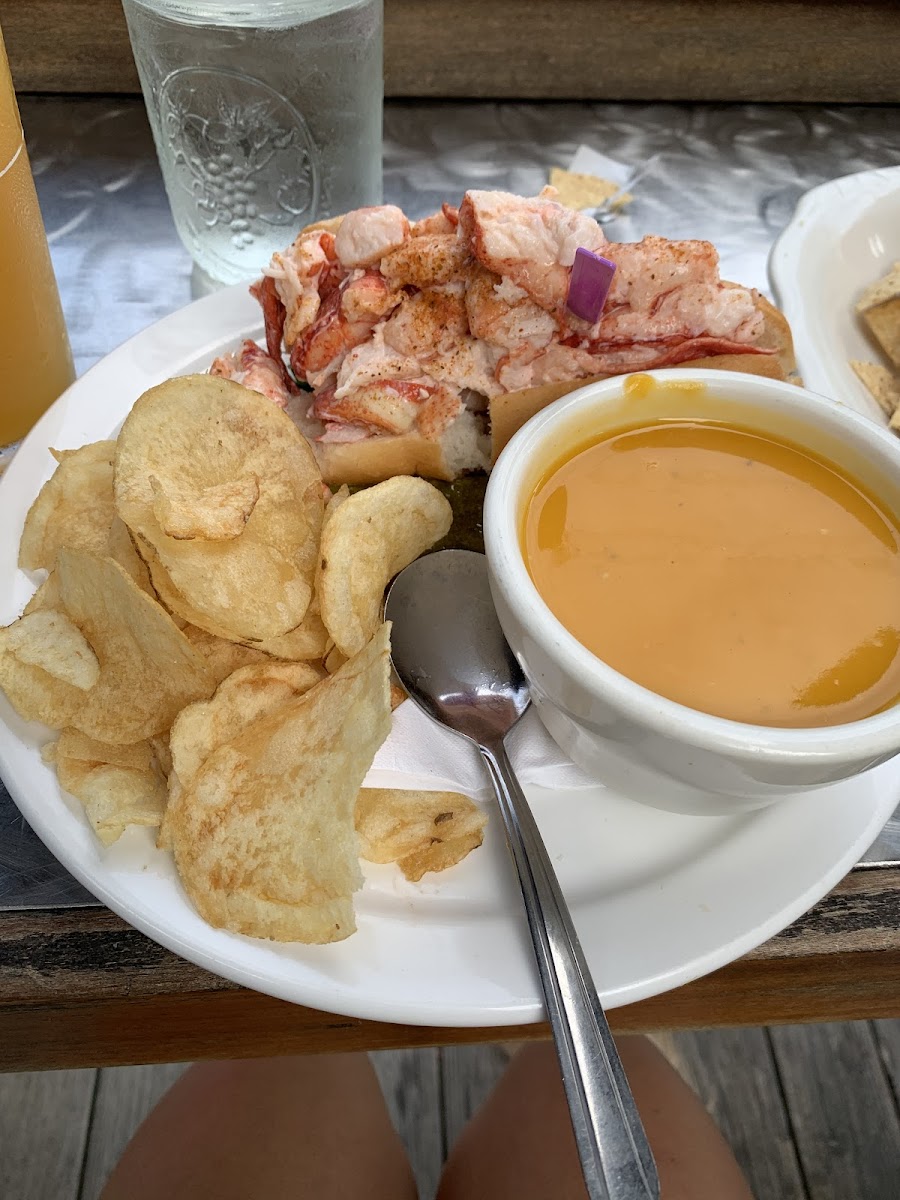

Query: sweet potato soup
[{"left": 523, "top": 419, "right": 900, "bottom": 727}]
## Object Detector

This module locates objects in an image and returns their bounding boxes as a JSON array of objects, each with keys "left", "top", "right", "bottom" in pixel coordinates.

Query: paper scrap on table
[{"left": 362, "top": 699, "right": 597, "bottom": 801}]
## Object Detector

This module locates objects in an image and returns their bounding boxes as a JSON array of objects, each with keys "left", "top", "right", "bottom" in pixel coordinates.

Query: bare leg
[
  {"left": 438, "top": 1037, "right": 754, "bottom": 1200},
  {"left": 101, "top": 1053, "right": 417, "bottom": 1200}
]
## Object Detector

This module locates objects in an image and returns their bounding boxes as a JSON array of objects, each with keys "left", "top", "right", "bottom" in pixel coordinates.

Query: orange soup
[{"left": 523, "top": 419, "right": 900, "bottom": 728}]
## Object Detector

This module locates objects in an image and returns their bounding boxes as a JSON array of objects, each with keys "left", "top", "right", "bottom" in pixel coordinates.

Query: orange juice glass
[{"left": 0, "top": 25, "right": 74, "bottom": 449}]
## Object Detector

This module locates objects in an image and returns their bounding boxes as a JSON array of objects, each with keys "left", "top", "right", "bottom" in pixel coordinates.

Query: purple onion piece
[{"left": 566, "top": 247, "right": 617, "bottom": 323}]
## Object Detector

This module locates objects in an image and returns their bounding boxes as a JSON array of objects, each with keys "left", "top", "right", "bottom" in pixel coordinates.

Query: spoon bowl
[{"left": 386, "top": 549, "right": 529, "bottom": 746}]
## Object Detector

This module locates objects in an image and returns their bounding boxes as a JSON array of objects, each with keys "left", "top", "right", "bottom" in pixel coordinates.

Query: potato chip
[
  {"left": 56, "top": 549, "right": 215, "bottom": 743},
  {"left": 2, "top": 610, "right": 99, "bottom": 690},
  {"left": 168, "top": 623, "right": 392, "bottom": 943},
  {"left": 324, "top": 644, "right": 347, "bottom": 674},
  {"left": 22, "top": 571, "right": 63, "bottom": 616},
  {"left": 56, "top": 728, "right": 155, "bottom": 770},
  {"left": 180, "top": 623, "right": 272, "bottom": 686},
  {"left": 850, "top": 360, "right": 900, "bottom": 418},
  {"left": 549, "top": 167, "right": 631, "bottom": 213},
  {"left": 324, "top": 483, "right": 351, "bottom": 520},
  {"left": 114, "top": 375, "right": 324, "bottom": 640},
  {"left": 56, "top": 733, "right": 166, "bottom": 845},
  {"left": 319, "top": 477, "right": 452, "bottom": 656},
  {"left": 150, "top": 731, "right": 173, "bottom": 780},
  {"left": 150, "top": 473, "right": 261, "bottom": 541},
  {"left": 142, "top": 537, "right": 330, "bottom": 661},
  {"left": 170, "top": 659, "right": 325, "bottom": 794},
  {"left": 0, "top": 618, "right": 89, "bottom": 729},
  {"left": 19, "top": 441, "right": 117, "bottom": 571},
  {"left": 238, "top": 598, "right": 330, "bottom": 662},
  {"left": 356, "top": 788, "right": 486, "bottom": 881},
  {"left": 106, "top": 516, "right": 154, "bottom": 594}
]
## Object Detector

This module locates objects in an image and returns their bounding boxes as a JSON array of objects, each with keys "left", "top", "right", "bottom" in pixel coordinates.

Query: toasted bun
[
  {"left": 489, "top": 292, "right": 797, "bottom": 459},
  {"left": 312, "top": 408, "right": 490, "bottom": 486}
]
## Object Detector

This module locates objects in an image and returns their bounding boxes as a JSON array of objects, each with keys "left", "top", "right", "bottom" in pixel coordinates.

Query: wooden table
[
  {"left": 2, "top": 866, "right": 899, "bottom": 1072},
  {"left": 2, "top": 96, "right": 899, "bottom": 1074},
  {"left": 3, "top": 0, "right": 899, "bottom": 103}
]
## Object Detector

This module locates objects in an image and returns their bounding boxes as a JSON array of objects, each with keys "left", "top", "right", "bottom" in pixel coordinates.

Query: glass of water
[{"left": 121, "top": 0, "right": 383, "bottom": 291}]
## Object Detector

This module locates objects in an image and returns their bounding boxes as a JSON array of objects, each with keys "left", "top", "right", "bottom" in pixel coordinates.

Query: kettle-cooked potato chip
[
  {"left": 0, "top": 611, "right": 96, "bottom": 729},
  {"left": 19, "top": 441, "right": 117, "bottom": 572},
  {"left": 141, "top": 537, "right": 330, "bottom": 662},
  {"left": 57, "top": 549, "right": 215, "bottom": 744},
  {"left": 2, "top": 610, "right": 99, "bottom": 691},
  {"left": 356, "top": 788, "right": 486, "bottom": 881},
  {"left": 114, "top": 375, "right": 324, "bottom": 641},
  {"left": 239, "top": 604, "right": 330, "bottom": 662},
  {"left": 22, "top": 571, "right": 63, "bottom": 616},
  {"left": 319, "top": 477, "right": 452, "bottom": 657},
  {"left": 149, "top": 473, "right": 261, "bottom": 541},
  {"left": 55, "top": 729, "right": 167, "bottom": 845},
  {"left": 168, "top": 624, "right": 392, "bottom": 943},
  {"left": 180, "top": 623, "right": 273, "bottom": 687},
  {"left": 170, "top": 660, "right": 325, "bottom": 794},
  {"left": 106, "top": 516, "right": 154, "bottom": 594}
]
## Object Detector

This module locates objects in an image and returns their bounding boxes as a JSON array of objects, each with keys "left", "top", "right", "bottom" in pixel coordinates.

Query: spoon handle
[{"left": 479, "top": 740, "right": 660, "bottom": 1200}]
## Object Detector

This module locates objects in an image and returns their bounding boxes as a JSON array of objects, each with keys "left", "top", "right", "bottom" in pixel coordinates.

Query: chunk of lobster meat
[
  {"left": 334, "top": 205, "right": 410, "bottom": 268},
  {"left": 382, "top": 285, "right": 470, "bottom": 358},
  {"left": 464, "top": 264, "right": 557, "bottom": 352},
  {"left": 313, "top": 378, "right": 457, "bottom": 438},
  {"left": 603, "top": 236, "right": 720, "bottom": 312},
  {"left": 334, "top": 326, "right": 425, "bottom": 397},
  {"left": 209, "top": 340, "right": 297, "bottom": 408},
  {"left": 249, "top": 275, "right": 287, "bottom": 362},
  {"left": 291, "top": 271, "right": 402, "bottom": 387},
  {"left": 426, "top": 337, "right": 504, "bottom": 399},
  {"left": 264, "top": 227, "right": 343, "bottom": 347},
  {"left": 595, "top": 281, "right": 764, "bottom": 346},
  {"left": 458, "top": 189, "right": 606, "bottom": 316},
  {"left": 380, "top": 233, "right": 470, "bottom": 288},
  {"left": 497, "top": 330, "right": 770, "bottom": 391},
  {"left": 410, "top": 203, "right": 460, "bottom": 236},
  {"left": 317, "top": 420, "right": 372, "bottom": 444},
  {"left": 497, "top": 342, "right": 600, "bottom": 392}
]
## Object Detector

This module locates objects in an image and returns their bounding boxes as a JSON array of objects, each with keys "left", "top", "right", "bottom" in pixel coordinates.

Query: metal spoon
[{"left": 385, "top": 549, "right": 660, "bottom": 1200}]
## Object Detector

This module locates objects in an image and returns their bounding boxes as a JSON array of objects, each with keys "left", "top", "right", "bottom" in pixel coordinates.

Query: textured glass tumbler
[{"left": 121, "top": 0, "right": 384, "bottom": 289}]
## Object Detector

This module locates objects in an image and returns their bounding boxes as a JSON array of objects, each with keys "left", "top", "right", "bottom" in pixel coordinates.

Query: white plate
[
  {"left": 769, "top": 165, "right": 900, "bottom": 417},
  {"left": 1, "top": 289, "right": 897, "bottom": 1027}
]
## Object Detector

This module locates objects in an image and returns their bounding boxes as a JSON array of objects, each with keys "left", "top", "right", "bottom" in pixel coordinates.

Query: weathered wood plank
[
  {"left": 0, "top": 869, "right": 898, "bottom": 1071},
  {"left": 0, "top": 1068, "right": 96, "bottom": 1200},
  {"left": 769, "top": 1022, "right": 900, "bottom": 1200},
  {"left": 2, "top": 866, "right": 897, "bottom": 1005},
  {"left": 1, "top": 942, "right": 898, "bottom": 1073},
  {"left": 3, "top": 0, "right": 899, "bottom": 103},
  {"left": 872, "top": 1019, "right": 900, "bottom": 1112},
  {"left": 371, "top": 1049, "right": 443, "bottom": 1200},
  {"left": 440, "top": 1044, "right": 513, "bottom": 1151},
  {"left": 655, "top": 1028, "right": 809, "bottom": 1200},
  {"left": 78, "top": 1063, "right": 189, "bottom": 1200}
]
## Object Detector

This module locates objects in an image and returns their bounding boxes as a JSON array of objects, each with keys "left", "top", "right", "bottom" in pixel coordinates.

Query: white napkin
[
  {"left": 362, "top": 701, "right": 597, "bottom": 801},
  {"left": 568, "top": 145, "right": 632, "bottom": 187}
]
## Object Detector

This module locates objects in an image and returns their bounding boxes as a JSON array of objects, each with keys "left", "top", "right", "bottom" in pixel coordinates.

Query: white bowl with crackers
[{"left": 769, "top": 165, "right": 900, "bottom": 421}]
